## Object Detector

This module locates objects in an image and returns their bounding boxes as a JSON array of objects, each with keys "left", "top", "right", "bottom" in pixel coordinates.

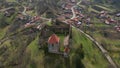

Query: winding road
[
  {"left": 68, "top": 1, "right": 117, "bottom": 68},
  {"left": 22, "top": 6, "right": 27, "bottom": 15}
]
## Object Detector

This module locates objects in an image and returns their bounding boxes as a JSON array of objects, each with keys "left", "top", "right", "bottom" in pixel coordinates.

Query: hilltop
[{"left": 0, "top": 0, "right": 120, "bottom": 68}]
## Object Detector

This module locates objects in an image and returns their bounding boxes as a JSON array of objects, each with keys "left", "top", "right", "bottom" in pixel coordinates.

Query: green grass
[
  {"left": 91, "top": 32, "right": 120, "bottom": 66},
  {"left": 0, "top": 26, "right": 109, "bottom": 68},
  {"left": 25, "top": 27, "right": 109, "bottom": 68},
  {"left": 26, "top": 35, "right": 44, "bottom": 68},
  {"left": 58, "top": 34, "right": 65, "bottom": 51},
  {"left": 0, "top": 27, "right": 9, "bottom": 39},
  {"left": 88, "top": 6, "right": 100, "bottom": 13},
  {"left": 26, "top": 11, "right": 36, "bottom": 16},
  {"left": 95, "top": 5, "right": 113, "bottom": 12},
  {"left": 72, "top": 28, "right": 109, "bottom": 68},
  {"left": 46, "top": 21, "right": 52, "bottom": 26},
  {"left": 6, "top": 0, "right": 16, "bottom": 2},
  {"left": 84, "top": 16, "right": 120, "bottom": 67}
]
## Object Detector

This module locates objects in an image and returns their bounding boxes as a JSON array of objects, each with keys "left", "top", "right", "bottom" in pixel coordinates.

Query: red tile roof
[
  {"left": 64, "top": 47, "right": 70, "bottom": 53},
  {"left": 48, "top": 34, "right": 60, "bottom": 44}
]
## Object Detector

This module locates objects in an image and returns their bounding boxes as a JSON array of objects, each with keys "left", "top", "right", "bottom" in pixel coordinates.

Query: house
[
  {"left": 86, "top": 17, "right": 91, "bottom": 26},
  {"left": 39, "top": 20, "right": 72, "bottom": 55},
  {"left": 105, "top": 17, "right": 116, "bottom": 24},
  {"left": 105, "top": 20, "right": 110, "bottom": 24},
  {"left": 99, "top": 11, "right": 107, "bottom": 19},
  {"left": 116, "top": 13, "right": 120, "bottom": 17},
  {"left": 48, "top": 34, "right": 60, "bottom": 53},
  {"left": 24, "top": 23, "right": 35, "bottom": 28},
  {"left": 115, "top": 13, "right": 120, "bottom": 23},
  {"left": 64, "top": 9, "right": 72, "bottom": 19},
  {"left": 57, "top": 14, "right": 66, "bottom": 21},
  {"left": 64, "top": 47, "right": 70, "bottom": 57},
  {"left": 115, "top": 25, "right": 120, "bottom": 32}
]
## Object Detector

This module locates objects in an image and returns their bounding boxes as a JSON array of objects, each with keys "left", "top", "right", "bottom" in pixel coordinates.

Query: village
[{"left": 0, "top": 0, "right": 120, "bottom": 68}]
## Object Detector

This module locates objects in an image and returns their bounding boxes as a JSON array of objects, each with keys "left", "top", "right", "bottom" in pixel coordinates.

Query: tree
[{"left": 35, "top": 0, "right": 62, "bottom": 16}]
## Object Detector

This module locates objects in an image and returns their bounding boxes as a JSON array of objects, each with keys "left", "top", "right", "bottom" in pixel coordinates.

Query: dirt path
[
  {"left": 69, "top": 1, "right": 118, "bottom": 68},
  {"left": 22, "top": 6, "right": 27, "bottom": 15},
  {"left": 0, "top": 24, "right": 44, "bottom": 45},
  {"left": 0, "top": 7, "right": 13, "bottom": 12},
  {"left": 76, "top": 28, "right": 117, "bottom": 68},
  {"left": 71, "top": 1, "right": 81, "bottom": 19}
]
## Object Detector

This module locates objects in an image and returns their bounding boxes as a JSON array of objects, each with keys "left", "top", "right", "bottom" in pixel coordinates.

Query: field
[
  {"left": 72, "top": 28, "right": 109, "bottom": 68},
  {"left": 83, "top": 17, "right": 120, "bottom": 67}
]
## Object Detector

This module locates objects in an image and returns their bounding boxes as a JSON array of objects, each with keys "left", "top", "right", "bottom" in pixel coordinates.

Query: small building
[
  {"left": 86, "top": 17, "right": 91, "bottom": 26},
  {"left": 64, "top": 47, "right": 70, "bottom": 57},
  {"left": 48, "top": 34, "right": 60, "bottom": 53},
  {"left": 115, "top": 25, "right": 120, "bottom": 32},
  {"left": 99, "top": 11, "right": 107, "bottom": 19},
  {"left": 116, "top": 13, "right": 120, "bottom": 17},
  {"left": 116, "top": 13, "right": 120, "bottom": 20},
  {"left": 105, "top": 17, "right": 116, "bottom": 24}
]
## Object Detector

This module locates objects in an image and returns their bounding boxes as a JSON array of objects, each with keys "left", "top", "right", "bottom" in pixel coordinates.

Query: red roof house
[
  {"left": 48, "top": 34, "right": 60, "bottom": 53},
  {"left": 48, "top": 34, "right": 60, "bottom": 44}
]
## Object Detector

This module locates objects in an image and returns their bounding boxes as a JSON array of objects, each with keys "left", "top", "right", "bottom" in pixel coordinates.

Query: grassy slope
[
  {"left": 91, "top": 31, "right": 120, "bottom": 67},
  {"left": 16, "top": 27, "right": 109, "bottom": 68},
  {"left": 95, "top": 5, "right": 113, "bottom": 12},
  {"left": 84, "top": 17, "right": 120, "bottom": 67},
  {"left": 0, "top": 28, "right": 7, "bottom": 39},
  {"left": 0, "top": 1, "right": 113, "bottom": 67},
  {"left": 26, "top": 35, "right": 44, "bottom": 68},
  {"left": 92, "top": 31, "right": 120, "bottom": 66},
  {"left": 26, "top": 34, "right": 66, "bottom": 68},
  {"left": 72, "top": 28, "right": 108, "bottom": 68},
  {"left": 6, "top": 0, "right": 16, "bottom": 2}
]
